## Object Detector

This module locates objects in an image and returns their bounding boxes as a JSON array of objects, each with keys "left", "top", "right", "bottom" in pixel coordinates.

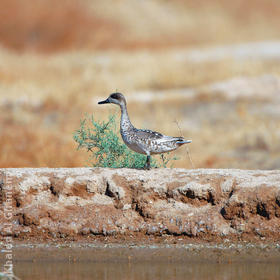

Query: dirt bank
[{"left": 1, "top": 168, "right": 280, "bottom": 243}]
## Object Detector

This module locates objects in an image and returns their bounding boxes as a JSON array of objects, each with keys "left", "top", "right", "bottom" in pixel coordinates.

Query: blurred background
[{"left": 0, "top": 0, "right": 280, "bottom": 169}]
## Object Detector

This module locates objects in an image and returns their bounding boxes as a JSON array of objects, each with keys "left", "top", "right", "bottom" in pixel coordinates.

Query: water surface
[
  {"left": 4, "top": 244, "right": 280, "bottom": 280},
  {"left": 14, "top": 261, "right": 280, "bottom": 280}
]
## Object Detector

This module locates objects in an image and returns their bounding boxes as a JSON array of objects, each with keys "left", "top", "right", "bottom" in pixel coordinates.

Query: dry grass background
[{"left": 0, "top": 0, "right": 280, "bottom": 168}]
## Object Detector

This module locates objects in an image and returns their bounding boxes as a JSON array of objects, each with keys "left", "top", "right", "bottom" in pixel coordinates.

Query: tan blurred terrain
[{"left": 0, "top": 0, "right": 280, "bottom": 168}]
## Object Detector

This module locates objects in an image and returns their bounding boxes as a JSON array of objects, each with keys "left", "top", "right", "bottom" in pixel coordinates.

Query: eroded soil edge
[{"left": 1, "top": 168, "right": 280, "bottom": 244}]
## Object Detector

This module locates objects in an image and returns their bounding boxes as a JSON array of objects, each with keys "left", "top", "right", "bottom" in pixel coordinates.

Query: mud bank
[{"left": 0, "top": 168, "right": 280, "bottom": 243}]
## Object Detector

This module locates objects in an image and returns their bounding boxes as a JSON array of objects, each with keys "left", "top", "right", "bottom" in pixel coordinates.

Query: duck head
[{"left": 98, "top": 92, "right": 126, "bottom": 106}]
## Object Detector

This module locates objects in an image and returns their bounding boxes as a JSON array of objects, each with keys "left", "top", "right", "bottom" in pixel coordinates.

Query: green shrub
[{"left": 73, "top": 114, "right": 178, "bottom": 168}]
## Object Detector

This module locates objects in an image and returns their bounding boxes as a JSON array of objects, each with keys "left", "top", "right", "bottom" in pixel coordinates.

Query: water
[
  {"left": 2, "top": 245, "right": 280, "bottom": 280},
  {"left": 14, "top": 261, "right": 280, "bottom": 280}
]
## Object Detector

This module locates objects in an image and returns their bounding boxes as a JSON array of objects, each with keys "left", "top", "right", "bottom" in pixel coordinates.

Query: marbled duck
[{"left": 98, "top": 92, "right": 192, "bottom": 169}]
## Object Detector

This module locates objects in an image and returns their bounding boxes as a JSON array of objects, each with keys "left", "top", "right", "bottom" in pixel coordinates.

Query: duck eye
[{"left": 110, "top": 93, "right": 119, "bottom": 100}]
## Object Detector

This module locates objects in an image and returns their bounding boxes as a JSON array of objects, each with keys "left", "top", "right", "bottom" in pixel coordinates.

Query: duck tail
[{"left": 176, "top": 139, "right": 192, "bottom": 144}]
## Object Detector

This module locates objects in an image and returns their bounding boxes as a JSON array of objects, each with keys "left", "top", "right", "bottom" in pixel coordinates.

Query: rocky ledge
[{"left": 1, "top": 168, "right": 280, "bottom": 242}]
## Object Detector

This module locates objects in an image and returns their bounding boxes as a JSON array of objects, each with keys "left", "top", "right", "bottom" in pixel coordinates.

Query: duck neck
[{"left": 120, "top": 103, "right": 133, "bottom": 132}]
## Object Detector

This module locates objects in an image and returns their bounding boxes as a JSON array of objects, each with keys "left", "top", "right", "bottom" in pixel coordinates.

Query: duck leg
[{"left": 145, "top": 155, "right": 151, "bottom": 170}]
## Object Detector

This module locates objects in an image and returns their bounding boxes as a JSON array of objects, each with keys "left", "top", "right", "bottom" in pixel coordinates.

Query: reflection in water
[{"left": 15, "top": 262, "right": 280, "bottom": 280}]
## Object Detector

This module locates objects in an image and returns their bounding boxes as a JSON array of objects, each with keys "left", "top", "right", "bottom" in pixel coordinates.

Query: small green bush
[{"left": 73, "top": 114, "right": 178, "bottom": 168}]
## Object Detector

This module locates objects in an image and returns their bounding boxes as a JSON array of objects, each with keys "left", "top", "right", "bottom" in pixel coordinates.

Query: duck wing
[
  {"left": 134, "top": 129, "right": 164, "bottom": 140},
  {"left": 134, "top": 129, "right": 184, "bottom": 142}
]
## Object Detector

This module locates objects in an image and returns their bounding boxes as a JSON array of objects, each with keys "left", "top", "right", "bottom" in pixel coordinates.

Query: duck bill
[{"left": 98, "top": 98, "right": 110, "bottom": 104}]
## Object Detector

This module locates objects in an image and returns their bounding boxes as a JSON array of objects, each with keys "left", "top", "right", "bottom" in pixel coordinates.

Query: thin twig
[{"left": 174, "top": 120, "right": 195, "bottom": 169}]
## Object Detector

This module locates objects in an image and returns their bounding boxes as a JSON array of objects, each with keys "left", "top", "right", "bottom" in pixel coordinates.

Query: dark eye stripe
[{"left": 111, "top": 93, "right": 119, "bottom": 99}]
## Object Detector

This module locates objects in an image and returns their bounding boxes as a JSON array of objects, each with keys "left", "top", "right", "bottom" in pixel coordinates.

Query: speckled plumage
[{"left": 98, "top": 92, "right": 192, "bottom": 169}]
